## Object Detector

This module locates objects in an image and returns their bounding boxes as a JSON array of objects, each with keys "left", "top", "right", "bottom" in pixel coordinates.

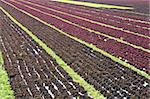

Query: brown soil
[{"left": 1, "top": 2, "right": 150, "bottom": 98}]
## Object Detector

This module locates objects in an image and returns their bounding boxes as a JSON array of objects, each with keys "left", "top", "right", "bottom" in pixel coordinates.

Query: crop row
[
  {"left": 26, "top": 0, "right": 149, "bottom": 36},
  {"left": 2, "top": 3, "right": 150, "bottom": 98},
  {"left": 54, "top": 5, "right": 149, "bottom": 35},
  {"left": 78, "top": 0, "right": 150, "bottom": 15},
  {"left": 0, "top": 11, "right": 93, "bottom": 98},
  {"left": 5, "top": 0, "right": 150, "bottom": 71},
  {"left": 37, "top": 0, "right": 149, "bottom": 24},
  {"left": 16, "top": 0, "right": 149, "bottom": 49}
]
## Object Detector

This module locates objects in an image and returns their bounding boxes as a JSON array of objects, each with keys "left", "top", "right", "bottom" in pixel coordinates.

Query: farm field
[
  {"left": 0, "top": 0, "right": 150, "bottom": 99},
  {"left": 76, "top": 0, "right": 150, "bottom": 14}
]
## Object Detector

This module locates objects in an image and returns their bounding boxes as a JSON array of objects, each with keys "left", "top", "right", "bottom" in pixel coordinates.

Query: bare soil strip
[{"left": 1, "top": 3, "right": 149, "bottom": 98}]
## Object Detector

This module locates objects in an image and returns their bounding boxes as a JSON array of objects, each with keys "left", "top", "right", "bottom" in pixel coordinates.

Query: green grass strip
[
  {"left": 52, "top": 0, "right": 133, "bottom": 10},
  {"left": 0, "top": 51, "right": 15, "bottom": 99},
  {"left": 0, "top": 6, "right": 106, "bottom": 99},
  {"left": 2, "top": 1, "right": 150, "bottom": 80}
]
